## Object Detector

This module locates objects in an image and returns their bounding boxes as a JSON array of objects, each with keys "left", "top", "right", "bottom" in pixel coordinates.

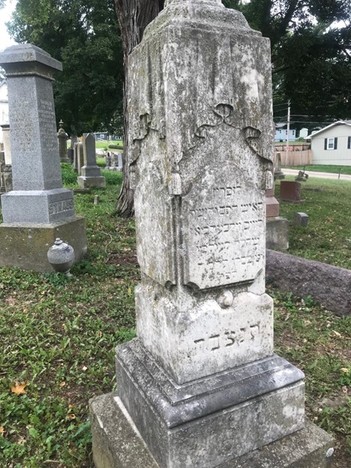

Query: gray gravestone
[
  {"left": 0, "top": 44, "right": 87, "bottom": 272},
  {"left": 57, "top": 119, "right": 70, "bottom": 163},
  {"left": 76, "top": 142, "right": 84, "bottom": 175},
  {"left": 90, "top": 1, "right": 333, "bottom": 466},
  {"left": 111, "top": 152, "right": 123, "bottom": 171},
  {"left": 78, "top": 133, "right": 105, "bottom": 188}
]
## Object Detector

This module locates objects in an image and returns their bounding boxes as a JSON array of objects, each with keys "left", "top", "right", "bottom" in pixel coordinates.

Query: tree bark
[{"left": 114, "top": 0, "right": 164, "bottom": 217}]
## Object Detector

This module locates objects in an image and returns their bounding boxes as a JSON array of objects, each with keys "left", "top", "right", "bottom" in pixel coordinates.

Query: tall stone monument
[
  {"left": 90, "top": 1, "right": 333, "bottom": 466},
  {"left": 0, "top": 44, "right": 87, "bottom": 272},
  {"left": 78, "top": 133, "right": 106, "bottom": 188}
]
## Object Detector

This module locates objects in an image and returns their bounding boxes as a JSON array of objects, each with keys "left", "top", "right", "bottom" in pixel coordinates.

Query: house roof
[{"left": 308, "top": 121, "right": 351, "bottom": 139}]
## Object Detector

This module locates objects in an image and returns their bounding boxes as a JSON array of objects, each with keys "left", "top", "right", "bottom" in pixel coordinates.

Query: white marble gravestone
[
  {"left": 90, "top": 1, "right": 333, "bottom": 467},
  {"left": 0, "top": 44, "right": 87, "bottom": 272}
]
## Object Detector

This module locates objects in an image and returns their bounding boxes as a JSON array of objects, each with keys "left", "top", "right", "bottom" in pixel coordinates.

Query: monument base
[
  {"left": 0, "top": 216, "right": 87, "bottom": 272},
  {"left": 78, "top": 176, "right": 106, "bottom": 189},
  {"left": 90, "top": 339, "right": 316, "bottom": 468},
  {"left": 266, "top": 216, "right": 289, "bottom": 251},
  {"left": 90, "top": 393, "right": 334, "bottom": 468}
]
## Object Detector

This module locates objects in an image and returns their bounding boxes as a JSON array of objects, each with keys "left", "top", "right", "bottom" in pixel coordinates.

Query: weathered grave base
[
  {"left": 91, "top": 339, "right": 308, "bottom": 468},
  {"left": 0, "top": 216, "right": 87, "bottom": 272},
  {"left": 266, "top": 217, "right": 289, "bottom": 251},
  {"left": 90, "top": 393, "right": 334, "bottom": 468},
  {"left": 1, "top": 189, "right": 75, "bottom": 224},
  {"left": 78, "top": 176, "right": 106, "bottom": 189}
]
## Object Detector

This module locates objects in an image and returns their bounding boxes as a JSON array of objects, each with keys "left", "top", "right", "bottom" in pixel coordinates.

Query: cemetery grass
[
  {"left": 287, "top": 165, "right": 351, "bottom": 175},
  {"left": 277, "top": 177, "right": 351, "bottom": 269},
  {"left": 0, "top": 167, "right": 349, "bottom": 467}
]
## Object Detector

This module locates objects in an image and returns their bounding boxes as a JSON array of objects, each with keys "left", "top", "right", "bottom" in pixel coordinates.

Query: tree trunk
[{"left": 114, "top": 0, "right": 164, "bottom": 217}]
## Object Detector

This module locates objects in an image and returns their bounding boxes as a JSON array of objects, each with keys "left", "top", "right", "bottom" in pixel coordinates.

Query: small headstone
[
  {"left": 105, "top": 151, "right": 111, "bottom": 169},
  {"left": 78, "top": 133, "right": 106, "bottom": 188},
  {"left": 294, "top": 212, "right": 309, "bottom": 226},
  {"left": 265, "top": 187, "right": 280, "bottom": 218},
  {"left": 274, "top": 152, "right": 285, "bottom": 180},
  {"left": 110, "top": 152, "right": 123, "bottom": 171},
  {"left": 57, "top": 119, "right": 70, "bottom": 163},
  {"left": 76, "top": 142, "right": 84, "bottom": 175},
  {"left": 295, "top": 170, "right": 308, "bottom": 182},
  {"left": 280, "top": 180, "right": 302, "bottom": 202}
]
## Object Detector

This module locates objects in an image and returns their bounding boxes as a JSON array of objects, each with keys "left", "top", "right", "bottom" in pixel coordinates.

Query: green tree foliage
[
  {"left": 8, "top": 0, "right": 124, "bottom": 135},
  {"left": 223, "top": 0, "right": 351, "bottom": 125}
]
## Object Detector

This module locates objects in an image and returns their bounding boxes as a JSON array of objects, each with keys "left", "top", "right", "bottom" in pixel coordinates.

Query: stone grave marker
[
  {"left": 280, "top": 180, "right": 302, "bottom": 202},
  {"left": 0, "top": 44, "right": 87, "bottom": 272},
  {"left": 90, "top": 1, "right": 333, "bottom": 467},
  {"left": 274, "top": 151, "right": 285, "bottom": 180},
  {"left": 78, "top": 133, "right": 105, "bottom": 188},
  {"left": 57, "top": 119, "right": 69, "bottom": 163}
]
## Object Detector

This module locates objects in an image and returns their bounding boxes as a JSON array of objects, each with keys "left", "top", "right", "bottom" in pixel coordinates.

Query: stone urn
[{"left": 47, "top": 238, "right": 75, "bottom": 273}]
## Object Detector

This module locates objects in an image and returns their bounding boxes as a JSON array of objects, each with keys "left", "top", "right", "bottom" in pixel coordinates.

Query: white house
[
  {"left": 309, "top": 121, "right": 351, "bottom": 165},
  {"left": 274, "top": 127, "right": 297, "bottom": 142}
]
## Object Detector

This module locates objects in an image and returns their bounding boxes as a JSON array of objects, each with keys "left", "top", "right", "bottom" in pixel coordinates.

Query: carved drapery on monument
[{"left": 90, "top": 2, "right": 334, "bottom": 467}]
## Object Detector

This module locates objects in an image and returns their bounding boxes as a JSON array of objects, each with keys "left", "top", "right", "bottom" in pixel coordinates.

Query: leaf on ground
[
  {"left": 0, "top": 426, "right": 5, "bottom": 436},
  {"left": 11, "top": 382, "right": 28, "bottom": 395}
]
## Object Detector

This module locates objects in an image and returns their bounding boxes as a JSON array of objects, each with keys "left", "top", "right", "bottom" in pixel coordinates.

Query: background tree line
[
  {"left": 5, "top": 0, "right": 350, "bottom": 133},
  {"left": 2, "top": 0, "right": 350, "bottom": 215}
]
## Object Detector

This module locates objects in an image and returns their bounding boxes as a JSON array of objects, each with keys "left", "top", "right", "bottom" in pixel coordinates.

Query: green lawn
[
  {"left": 277, "top": 177, "right": 351, "bottom": 269},
  {"left": 286, "top": 165, "right": 351, "bottom": 175},
  {"left": 0, "top": 167, "right": 350, "bottom": 466}
]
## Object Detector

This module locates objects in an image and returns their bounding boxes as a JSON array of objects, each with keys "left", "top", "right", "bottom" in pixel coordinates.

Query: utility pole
[{"left": 285, "top": 99, "right": 291, "bottom": 163}]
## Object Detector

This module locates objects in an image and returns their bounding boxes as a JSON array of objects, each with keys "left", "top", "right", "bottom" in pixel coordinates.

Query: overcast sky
[{"left": 0, "top": 0, "right": 17, "bottom": 52}]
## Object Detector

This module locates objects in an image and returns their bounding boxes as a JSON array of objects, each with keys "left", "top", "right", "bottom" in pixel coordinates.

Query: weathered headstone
[
  {"left": 111, "top": 152, "right": 123, "bottom": 171},
  {"left": 0, "top": 44, "right": 87, "bottom": 272},
  {"left": 78, "top": 133, "right": 105, "bottom": 188},
  {"left": 280, "top": 180, "right": 302, "bottom": 202},
  {"left": 90, "top": 1, "right": 333, "bottom": 466},
  {"left": 265, "top": 173, "right": 289, "bottom": 251},
  {"left": 57, "top": 119, "right": 70, "bottom": 163},
  {"left": 76, "top": 142, "right": 84, "bottom": 175},
  {"left": 105, "top": 151, "right": 112, "bottom": 169},
  {"left": 294, "top": 212, "right": 309, "bottom": 226},
  {"left": 274, "top": 151, "right": 285, "bottom": 180}
]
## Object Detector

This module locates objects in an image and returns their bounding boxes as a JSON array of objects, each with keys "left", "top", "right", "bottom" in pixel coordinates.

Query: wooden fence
[{"left": 276, "top": 149, "right": 312, "bottom": 167}]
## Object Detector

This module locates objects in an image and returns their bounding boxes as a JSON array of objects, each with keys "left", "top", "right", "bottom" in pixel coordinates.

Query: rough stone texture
[
  {"left": 91, "top": 1, "right": 327, "bottom": 466},
  {"left": 0, "top": 44, "right": 76, "bottom": 223},
  {"left": 267, "top": 249, "right": 351, "bottom": 316},
  {"left": 1, "top": 189, "right": 75, "bottom": 224},
  {"left": 280, "top": 181, "right": 302, "bottom": 202},
  {"left": 115, "top": 339, "right": 305, "bottom": 468},
  {"left": 129, "top": 0, "right": 274, "bottom": 385},
  {"left": 78, "top": 134, "right": 105, "bottom": 188},
  {"left": 90, "top": 393, "right": 334, "bottom": 468},
  {"left": 0, "top": 217, "right": 87, "bottom": 272},
  {"left": 266, "top": 217, "right": 289, "bottom": 251}
]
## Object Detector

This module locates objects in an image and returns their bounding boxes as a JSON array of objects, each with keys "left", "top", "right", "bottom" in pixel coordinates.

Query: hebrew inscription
[
  {"left": 182, "top": 174, "right": 265, "bottom": 289},
  {"left": 194, "top": 321, "right": 260, "bottom": 353}
]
